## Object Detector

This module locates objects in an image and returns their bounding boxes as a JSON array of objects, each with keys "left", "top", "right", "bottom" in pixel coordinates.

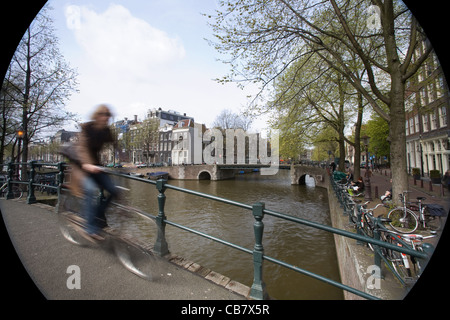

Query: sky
[{"left": 45, "top": 0, "right": 266, "bottom": 132}]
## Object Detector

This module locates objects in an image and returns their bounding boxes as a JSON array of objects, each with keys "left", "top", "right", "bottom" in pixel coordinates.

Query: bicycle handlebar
[
  {"left": 385, "top": 229, "right": 437, "bottom": 241},
  {"left": 360, "top": 203, "right": 385, "bottom": 212}
]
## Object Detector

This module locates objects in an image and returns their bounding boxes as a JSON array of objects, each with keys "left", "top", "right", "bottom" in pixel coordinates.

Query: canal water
[{"left": 110, "top": 169, "right": 344, "bottom": 300}]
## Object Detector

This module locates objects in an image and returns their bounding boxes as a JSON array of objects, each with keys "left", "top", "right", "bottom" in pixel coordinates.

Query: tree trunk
[
  {"left": 389, "top": 74, "right": 408, "bottom": 203},
  {"left": 353, "top": 93, "right": 364, "bottom": 181},
  {"left": 383, "top": 1, "right": 408, "bottom": 204}
]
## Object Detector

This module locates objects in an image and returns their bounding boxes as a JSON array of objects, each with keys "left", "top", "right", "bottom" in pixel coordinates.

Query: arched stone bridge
[
  {"left": 290, "top": 165, "right": 330, "bottom": 189},
  {"left": 141, "top": 164, "right": 330, "bottom": 189}
]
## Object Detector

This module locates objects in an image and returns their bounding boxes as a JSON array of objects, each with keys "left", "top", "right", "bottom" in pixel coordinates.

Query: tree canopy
[{"left": 207, "top": 0, "right": 433, "bottom": 202}]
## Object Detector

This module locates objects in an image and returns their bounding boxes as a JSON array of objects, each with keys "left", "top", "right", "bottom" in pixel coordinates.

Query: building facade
[
  {"left": 405, "top": 43, "right": 450, "bottom": 176},
  {"left": 171, "top": 119, "right": 204, "bottom": 165}
]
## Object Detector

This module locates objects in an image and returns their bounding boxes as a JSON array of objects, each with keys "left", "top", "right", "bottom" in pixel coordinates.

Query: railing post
[
  {"left": 56, "top": 162, "right": 65, "bottom": 211},
  {"left": 6, "top": 162, "right": 14, "bottom": 199},
  {"left": 27, "top": 160, "right": 37, "bottom": 204},
  {"left": 372, "top": 217, "right": 383, "bottom": 279},
  {"left": 154, "top": 179, "right": 169, "bottom": 257},
  {"left": 250, "top": 202, "right": 268, "bottom": 300},
  {"left": 355, "top": 205, "right": 365, "bottom": 245}
]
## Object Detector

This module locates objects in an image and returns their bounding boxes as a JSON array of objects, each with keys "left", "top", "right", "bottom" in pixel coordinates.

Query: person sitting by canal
[
  {"left": 70, "top": 104, "right": 119, "bottom": 241},
  {"left": 349, "top": 176, "right": 364, "bottom": 193},
  {"left": 330, "top": 162, "right": 336, "bottom": 172},
  {"left": 381, "top": 179, "right": 393, "bottom": 202}
]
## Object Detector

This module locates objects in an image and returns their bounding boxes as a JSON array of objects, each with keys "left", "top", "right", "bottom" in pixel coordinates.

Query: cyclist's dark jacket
[
  {"left": 78, "top": 121, "right": 114, "bottom": 166},
  {"left": 69, "top": 121, "right": 114, "bottom": 197}
]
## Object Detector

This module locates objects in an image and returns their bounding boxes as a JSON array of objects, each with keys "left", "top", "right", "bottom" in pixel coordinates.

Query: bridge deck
[{"left": 0, "top": 199, "right": 247, "bottom": 300}]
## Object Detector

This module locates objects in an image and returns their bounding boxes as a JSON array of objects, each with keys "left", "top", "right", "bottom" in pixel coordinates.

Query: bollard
[
  {"left": 27, "top": 161, "right": 37, "bottom": 204},
  {"left": 429, "top": 181, "right": 432, "bottom": 192},
  {"left": 154, "top": 179, "right": 169, "bottom": 257},
  {"left": 250, "top": 202, "right": 269, "bottom": 300}
]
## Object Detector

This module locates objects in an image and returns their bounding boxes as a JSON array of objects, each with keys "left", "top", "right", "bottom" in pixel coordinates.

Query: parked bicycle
[
  {"left": 0, "top": 175, "right": 24, "bottom": 199},
  {"left": 382, "top": 229, "right": 436, "bottom": 283},
  {"left": 355, "top": 208, "right": 435, "bottom": 285},
  {"left": 408, "top": 197, "right": 443, "bottom": 231},
  {"left": 387, "top": 191, "right": 445, "bottom": 233},
  {"left": 35, "top": 173, "right": 58, "bottom": 195},
  {"left": 387, "top": 191, "right": 419, "bottom": 233},
  {"left": 353, "top": 202, "right": 390, "bottom": 251}
]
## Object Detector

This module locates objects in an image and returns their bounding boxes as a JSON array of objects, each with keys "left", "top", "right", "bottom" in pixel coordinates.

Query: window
[
  {"left": 430, "top": 112, "right": 437, "bottom": 130},
  {"left": 436, "top": 76, "right": 445, "bottom": 99},
  {"left": 405, "top": 92, "right": 415, "bottom": 112},
  {"left": 425, "top": 61, "right": 433, "bottom": 77},
  {"left": 439, "top": 106, "right": 448, "bottom": 127},
  {"left": 409, "top": 118, "right": 414, "bottom": 134},
  {"left": 418, "top": 70, "right": 424, "bottom": 83},
  {"left": 415, "top": 115, "right": 420, "bottom": 132},
  {"left": 427, "top": 82, "right": 435, "bottom": 103},
  {"left": 433, "top": 53, "right": 440, "bottom": 70},
  {"left": 422, "top": 114, "right": 429, "bottom": 132},
  {"left": 419, "top": 87, "right": 427, "bottom": 105}
]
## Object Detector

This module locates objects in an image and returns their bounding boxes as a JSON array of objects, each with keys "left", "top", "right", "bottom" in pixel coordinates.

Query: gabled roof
[{"left": 173, "top": 119, "right": 194, "bottom": 129}]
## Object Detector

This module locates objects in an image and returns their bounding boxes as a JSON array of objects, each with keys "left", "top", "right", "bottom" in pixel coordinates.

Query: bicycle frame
[{"left": 385, "top": 231, "right": 435, "bottom": 280}]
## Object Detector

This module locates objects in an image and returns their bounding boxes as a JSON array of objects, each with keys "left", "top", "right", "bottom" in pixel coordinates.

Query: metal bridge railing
[{"left": 2, "top": 161, "right": 430, "bottom": 300}]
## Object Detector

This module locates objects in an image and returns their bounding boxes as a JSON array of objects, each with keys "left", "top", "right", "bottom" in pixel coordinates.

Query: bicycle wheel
[
  {"left": 112, "top": 236, "right": 158, "bottom": 281},
  {"left": 57, "top": 193, "right": 92, "bottom": 246},
  {"left": 384, "top": 234, "right": 414, "bottom": 282},
  {"left": 362, "top": 214, "right": 375, "bottom": 250},
  {"left": 423, "top": 209, "right": 442, "bottom": 231},
  {"left": 0, "top": 185, "right": 6, "bottom": 198},
  {"left": 15, "top": 186, "right": 24, "bottom": 199},
  {"left": 387, "top": 208, "right": 418, "bottom": 233},
  {"left": 58, "top": 211, "right": 93, "bottom": 246},
  {"left": 5, "top": 185, "right": 23, "bottom": 199}
]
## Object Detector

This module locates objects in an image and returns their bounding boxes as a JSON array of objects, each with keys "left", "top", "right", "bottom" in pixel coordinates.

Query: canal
[{"left": 109, "top": 169, "right": 344, "bottom": 300}]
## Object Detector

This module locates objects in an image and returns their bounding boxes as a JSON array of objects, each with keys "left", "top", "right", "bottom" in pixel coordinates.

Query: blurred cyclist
[{"left": 71, "top": 104, "right": 118, "bottom": 241}]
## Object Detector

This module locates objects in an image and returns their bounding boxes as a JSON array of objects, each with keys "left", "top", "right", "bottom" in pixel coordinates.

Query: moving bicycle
[{"left": 58, "top": 184, "right": 161, "bottom": 281}]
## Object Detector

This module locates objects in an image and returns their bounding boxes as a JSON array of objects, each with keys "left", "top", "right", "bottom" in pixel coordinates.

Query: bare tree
[
  {"left": 212, "top": 108, "right": 253, "bottom": 131},
  {"left": 2, "top": 4, "right": 78, "bottom": 164}
]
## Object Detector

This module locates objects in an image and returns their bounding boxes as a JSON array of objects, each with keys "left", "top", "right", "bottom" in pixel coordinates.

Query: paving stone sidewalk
[{"left": 0, "top": 199, "right": 248, "bottom": 300}]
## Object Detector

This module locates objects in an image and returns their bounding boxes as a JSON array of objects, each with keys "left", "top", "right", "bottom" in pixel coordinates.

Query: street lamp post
[
  {"left": 362, "top": 135, "right": 372, "bottom": 201},
  {"left": 16, "top": 128, "right": 25, "bottom": 178},
  {"left": 419, "top": 135, "right": 424, "bottom": 177}
]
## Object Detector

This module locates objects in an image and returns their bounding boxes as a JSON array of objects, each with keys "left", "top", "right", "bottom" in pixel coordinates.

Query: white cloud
[
  {"left": 59, "top": 2, "right": 267, "bottom": 132},
  {"left": 65, "top": 4, "right": 185, "bottom": 80}
]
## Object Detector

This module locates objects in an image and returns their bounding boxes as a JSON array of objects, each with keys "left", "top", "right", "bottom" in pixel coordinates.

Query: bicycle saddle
[{"left": 416, "top": 197, "right": 426, "bottom": 200}]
